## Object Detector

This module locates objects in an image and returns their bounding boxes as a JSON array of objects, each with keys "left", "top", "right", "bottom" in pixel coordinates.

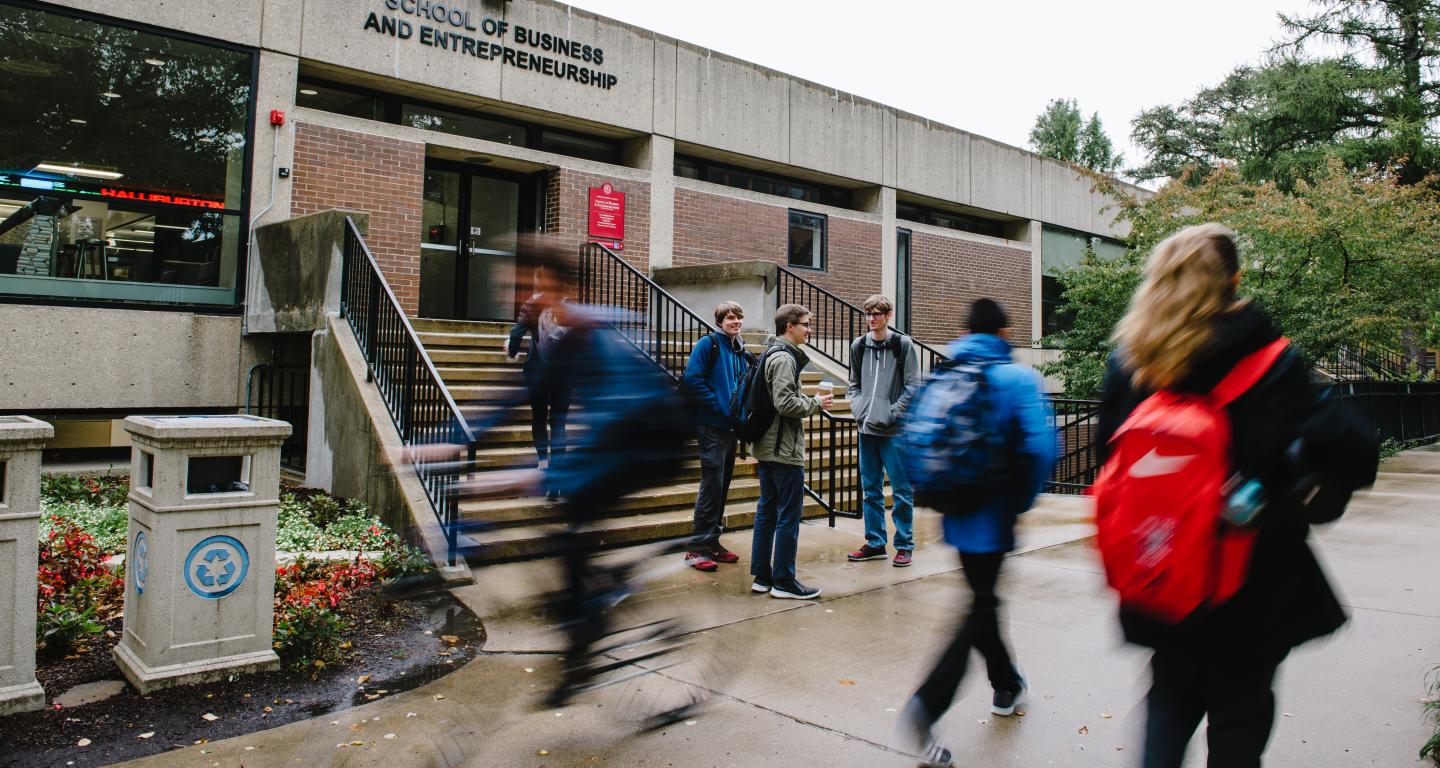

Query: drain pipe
[{"left": 243, "top": 123, "right": 283, "bottom": 335}]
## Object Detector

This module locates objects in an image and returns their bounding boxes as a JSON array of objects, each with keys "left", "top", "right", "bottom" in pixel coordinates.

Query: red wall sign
[{"left": 587, "top": 182, "right": 625, "bottom": 241}]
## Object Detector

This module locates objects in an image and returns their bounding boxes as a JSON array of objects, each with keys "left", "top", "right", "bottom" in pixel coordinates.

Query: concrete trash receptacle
[
  {"left": 0, "top": 416, "right": 53, "bottom": 715},
  {"left": 113, "top": 415, "right": 291, "bottom": 694}
]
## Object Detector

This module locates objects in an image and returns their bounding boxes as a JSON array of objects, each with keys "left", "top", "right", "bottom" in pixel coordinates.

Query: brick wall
[
  {"left": 544, "top": 168, "right": 650, "bottom": 274},
  {"left": 673, "top": 186, "right": 883, "bottom": 307},
  {"left": 291, "top": 122, "right": 425, "bottom": 314},
  {"left": 909, "top": 231, "right": 1032, "bottom": 345}
]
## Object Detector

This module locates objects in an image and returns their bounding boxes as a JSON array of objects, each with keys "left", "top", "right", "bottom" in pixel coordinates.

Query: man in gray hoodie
[{"left": 846, "top": 294, "right": 921, "bottom": 567}]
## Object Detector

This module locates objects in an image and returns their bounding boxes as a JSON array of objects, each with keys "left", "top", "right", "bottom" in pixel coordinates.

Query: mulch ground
[{"left": 2, "top": 586, "right": 484, "bottom": 768}]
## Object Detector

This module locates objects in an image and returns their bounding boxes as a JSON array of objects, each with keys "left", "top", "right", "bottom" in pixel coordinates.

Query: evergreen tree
[
  {"left": 1029, "top": 99, "right": 1124, "bottom": 173},
  {"left": 1079, "top": 112, "right": 1124, "bottom": 174}
]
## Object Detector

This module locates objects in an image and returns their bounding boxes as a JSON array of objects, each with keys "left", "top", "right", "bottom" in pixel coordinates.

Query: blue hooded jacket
[
  {"left": 940, "top": 333, "right": 1058, "bottom": 553},
  {"left": 682, "top": 332, "right": 750, "bottom": 429}
]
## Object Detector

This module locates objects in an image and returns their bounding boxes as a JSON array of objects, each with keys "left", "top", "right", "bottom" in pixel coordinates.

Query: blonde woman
[{"left": 1096, "top": 224, "right": 1377, "bottom": 768}]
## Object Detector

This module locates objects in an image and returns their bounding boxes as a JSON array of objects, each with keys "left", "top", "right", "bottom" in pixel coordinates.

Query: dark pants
[
  {"left": 1143, "top": 644, "right": 1287, "bottom": 768},
  {"left": 691, "top": 425, "right": 737, "bottom": 550},
  {"left": 529, "top": 382, "right": 572, "bottom": 463},
  {"left": 913, "top": 551, "right": 1020, "bottom": 720},
  {"left": 750, "top": 461, "right": 804, "bottom": 586}
]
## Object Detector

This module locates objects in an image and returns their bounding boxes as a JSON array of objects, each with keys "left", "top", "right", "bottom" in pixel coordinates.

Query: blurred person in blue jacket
[
  {"left": 680, "top": 301, "right": 752, "bottom": 571},
  {"left": 895, "top": 298, "right": 1058, "bottom": 768}
]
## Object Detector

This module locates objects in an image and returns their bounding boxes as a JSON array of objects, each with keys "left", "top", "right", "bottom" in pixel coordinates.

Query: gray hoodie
[{"left": 846, "top": 331, "right": 920, "bottom": 437}]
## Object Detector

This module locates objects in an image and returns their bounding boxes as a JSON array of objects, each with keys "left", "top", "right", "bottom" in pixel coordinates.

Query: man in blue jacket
[
  {"left": 895, "top": 298, "right": 1058, "bottom": 768},
  {"left": 680, "top": 301, "right": 751, "bottom": 571}
]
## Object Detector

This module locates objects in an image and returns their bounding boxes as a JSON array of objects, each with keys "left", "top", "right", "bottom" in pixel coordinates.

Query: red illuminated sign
[
  {"left": 587, "top": 182, "right": 625, "bottom": 241},
  {"left": 100, "top": 187, "right": 225, "bottom": 209}
]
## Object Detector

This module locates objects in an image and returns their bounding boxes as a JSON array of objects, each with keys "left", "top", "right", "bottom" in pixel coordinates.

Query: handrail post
[
  {"left": 401, "top": 343, "right": 417, "bottom": 442},
  {"left": 365, "top": 268, "right": 380, "bottom": 382}
]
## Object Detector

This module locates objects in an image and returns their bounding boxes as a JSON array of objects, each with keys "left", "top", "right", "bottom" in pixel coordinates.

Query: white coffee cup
[{"left": 817, "top": 381, "right": 834, "bottom": 396}]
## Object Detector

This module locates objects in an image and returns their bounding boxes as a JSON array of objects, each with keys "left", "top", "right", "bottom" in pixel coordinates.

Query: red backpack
[{"left": 1092, "top": 338, "right": 1289, "bottom": 624}]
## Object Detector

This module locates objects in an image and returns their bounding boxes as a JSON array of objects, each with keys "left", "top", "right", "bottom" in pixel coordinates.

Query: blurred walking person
[
  {"left": 1093, "top": 224, "right": 1378, "bottom": 767},
  {"left": 894, "top": 298, "right": 1057, "bottom": 768},
  {"left": 681, "top": 301, "right": 753, "bottom": 571},
  {"left": 505, "top": 266, "right": 572, "bottom": 500}
]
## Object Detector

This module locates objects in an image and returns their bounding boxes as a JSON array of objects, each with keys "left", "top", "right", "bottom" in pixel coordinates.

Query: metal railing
[
  {"left": 1321, "top": 344, "right": 1436, "bottom": 382},
  {"left": 339, "top": 217, "right": 474, "bottom": 565},
  {"left": 1333, "top": 379, "right": 1440, "bottom": 444},
  {"left": 245, "top": 363, "right": 308, "bottom": 472},
  {"left": 1046, "top": 398, "right": 1104, "bottom": 494},
  {"left": 578, "top": 242, "right": 716, "bottom": 380}
]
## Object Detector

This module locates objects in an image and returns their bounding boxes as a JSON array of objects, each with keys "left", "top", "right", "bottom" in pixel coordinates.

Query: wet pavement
[{"left": 118, "top": 449, "right": 1439, "bottom": 767}]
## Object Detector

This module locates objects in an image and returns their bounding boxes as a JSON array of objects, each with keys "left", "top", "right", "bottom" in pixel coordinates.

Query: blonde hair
[{"left": 1114, "top": 223, "right": 1243, "bottom": 391}]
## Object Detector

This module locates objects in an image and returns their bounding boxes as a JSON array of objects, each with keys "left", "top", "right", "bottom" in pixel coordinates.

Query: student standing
[
  {"left": 846, "top": 294, "right": 921, "bottom": 567},
  {"left": 749, "top": 303, "right": 832, "bottom": 599},
  {"left": 680, "top": 301, "right": 751, "bottom": 571},
  {"left": 505, "top": 270, "right": 571, "bottom": 501}
]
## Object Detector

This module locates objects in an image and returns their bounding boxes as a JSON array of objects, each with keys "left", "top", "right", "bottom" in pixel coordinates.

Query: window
[
  {"left": 295, "top": 79, "right": 621, "bottom": 166},
  {"left": 1041, "top": 225, "right": 1126, "bottom": 337},
  {"left": 896, "top": 228, "right": 912, "bottom": 333},
  {"left": 0, "top": 5, "right": 253, "bottom": 307},
  {"left": 896, "top": 202, "right": 1006, "bottom": 239},
  {"left": 675, "top": 155, "right": 852, "bottom": 209},
  {"left": 788, "top": 211, "right": 826, "bottom": 270}
]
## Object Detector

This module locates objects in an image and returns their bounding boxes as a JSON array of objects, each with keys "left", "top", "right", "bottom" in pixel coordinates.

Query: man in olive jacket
[{"left": 749, "top": 303, "right": 833, "bottom": 599}]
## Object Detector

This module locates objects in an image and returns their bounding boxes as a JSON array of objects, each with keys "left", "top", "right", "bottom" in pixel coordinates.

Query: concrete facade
[{"left": 0, "top": 417, "right": 51, "bottom": 716}]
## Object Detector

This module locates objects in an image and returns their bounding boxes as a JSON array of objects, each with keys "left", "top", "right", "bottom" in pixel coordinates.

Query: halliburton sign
[{"left": 587, "top": 182, "right": 625, "bottom": 243}]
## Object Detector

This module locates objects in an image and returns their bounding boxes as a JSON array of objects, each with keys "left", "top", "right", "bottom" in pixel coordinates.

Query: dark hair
[
  {"left": 713, "top": 300, "right": 744, "bottom": 324},
  {"left": 518, "top": 234, "right": 577, "bottom": 288},
  {"left": 774, "top": 303, "right": 810, "bottom": 335},
  {"left": 966, "top": 298, "right": 1010, "bottom": 335}
]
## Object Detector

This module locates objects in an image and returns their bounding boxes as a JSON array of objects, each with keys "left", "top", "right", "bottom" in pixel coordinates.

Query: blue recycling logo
[
  {"left": 132, "top": 531, "right": 149, "bottom": 595},
  {"left": 183, "top": 535, "right": 249, "bottom": 599}
]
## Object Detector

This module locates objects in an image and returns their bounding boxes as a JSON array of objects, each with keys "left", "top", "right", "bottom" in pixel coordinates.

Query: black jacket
[{"left": 1097, "top": 303, "right": 1379, "bottom": 654}]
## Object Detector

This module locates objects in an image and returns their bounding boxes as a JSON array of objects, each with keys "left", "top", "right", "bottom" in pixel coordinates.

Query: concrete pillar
[
  {"left": 1030, "top": 220, "right": 1044, "bottom": 345},
  {"left": 114, "top": 415, "right": 291, "bottom": 694},
  {"left": 626, "top": 134, "right": 675, "bottom": 270},
  {"left": 878, "top": 187, "right": 897, "bottom": 300},
  {"left": 0, "top": 417, "right": 53, "bottom": 715}
]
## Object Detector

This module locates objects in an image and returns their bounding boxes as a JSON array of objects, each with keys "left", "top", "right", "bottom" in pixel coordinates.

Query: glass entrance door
[{"left": 419, "top": 166, "right": 521, "bottom": 320}]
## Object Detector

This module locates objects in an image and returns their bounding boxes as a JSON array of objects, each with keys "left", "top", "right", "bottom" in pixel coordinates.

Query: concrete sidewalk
[{"left": 122, "top": 450, "right": 1440, "bottom": 767}]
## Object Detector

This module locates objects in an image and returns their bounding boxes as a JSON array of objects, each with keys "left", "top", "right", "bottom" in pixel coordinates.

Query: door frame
[{"left": 422, "top": 159, "right": 541, "bottom": 320}]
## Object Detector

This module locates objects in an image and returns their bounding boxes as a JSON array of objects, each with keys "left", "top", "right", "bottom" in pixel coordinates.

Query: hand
[{"left": 818, "top": 393, "right": 834, "bottom": 410}]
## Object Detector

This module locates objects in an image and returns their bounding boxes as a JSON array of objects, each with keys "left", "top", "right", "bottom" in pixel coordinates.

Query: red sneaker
[
  {"left": 710, "top": 547, "right": 740, "bottom": 564},
  {"left": 847, "top": 544, "right": 887, "bottom": 562},
  {"left": 893, "top": 549, "right": 913, "bottom": 567},
  {"left": 685, "top": 552, "right": 718, "bottom": 572}
]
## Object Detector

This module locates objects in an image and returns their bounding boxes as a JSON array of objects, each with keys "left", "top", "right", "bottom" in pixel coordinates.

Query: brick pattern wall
[
  {"left": 544, "top": 168, "right": 650, "bottom": 274},
  {"left": 291, "top": 122, "right": 425, "bottom": 314},
  {"left": 909, "top": 231, "right": 1032, "bottom": 345},
  {"left": 673, "top": 187, "right": 883, "bottom": 307}
]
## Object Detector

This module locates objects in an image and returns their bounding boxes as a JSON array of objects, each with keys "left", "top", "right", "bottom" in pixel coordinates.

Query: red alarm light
[{"left": 269, "top": 109, "right": 285, "bottom": 126}]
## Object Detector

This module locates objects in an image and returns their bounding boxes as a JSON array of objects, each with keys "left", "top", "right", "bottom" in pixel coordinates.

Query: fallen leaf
[
  {"left": 365, "top": 694, "right": 380, "bottom": 701},
  {"left": 436, "top": 650, "right": 452, "bottom": 657},
  {"left": 839, "top": 679, "right": 856, "bottom": 686},
  {"left": 357, "top": 674, "right": 371, "bottom": 685},
  {"left": 245, "top": 746, "right": 255, "bottom": 751},
  {"left": 243, "top": 693, "right": 251, "bottom": 699},
  {"left": 1101, "top": 713, "right": 1113, "bottom": 719},
  {"left": 524, "top": 668, "right": 534, "bottom": 673},
  {"left": 1282, "top": 712, "right": 1293, "bottom": 718},
  {"left": 684, "top": 720, "right": 697, "bottom": 726},
  {"left": 406, "top": 712, "right": 417, "bottom": 718},
  {"left": 1079, "top": 725, "right": 1090, "bottom": 735},
  {"left": 77, "top": 738, "right": 92, "bottom": 747},
  {"left": 538, "top": 749, "right": 550, "bottom": 756},
  {"left": 201, "top": 713, "right": 219, "bottom": 722},
  {"left": 440, "top": 635, "right": 459, "bottom": 645},
  {"left": 137, "top": 732, "right": 155, "bottom": 740},
  {"left": 204, "top": 693, "right": 214, "bottom": 699},
  {"left": 200, "top": 748, "right": 211, "bottom": 755},
  {"left": 263, "top": 706, "right": 273, "bottom": 713},
  {"left": 384, "top": 733, "right": 396, "bottom": 740},
  {"left": 433, "top": 694, "right": 445, "bottom": 700},
  {"left": 339, "top": 641, "right": 353, "bottom": 650},
  {"left": 284, "top": 698, "right": 295, "bottom": 704},
  {"left": 350, "top": 740, "right": 365, "bottom": 746}
]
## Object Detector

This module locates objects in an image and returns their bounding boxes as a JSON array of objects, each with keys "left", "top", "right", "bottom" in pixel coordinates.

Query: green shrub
[
  {"left": 37, "top": 602, "right": 104, "bottom": 654},
  {"left": 276, "top": 499, "right": 324, "bottom": 552},
  {"left": 41, "top": 473, "right": 129, "bottom": 508},
  {"left": 378, "top": 544, "right": 434, "bottom": 579},
  {"left": 272, "top": 603, "right": 348, "bottom": 669},
  {"left": 1423, "top": 665, "right": 1440, "bottom": 763},
  {"left": 318, "top": 514, "right": 400, "bottom": 551},
  {"left": 40, "top": 500, "right": 128, "bottom": 555}
]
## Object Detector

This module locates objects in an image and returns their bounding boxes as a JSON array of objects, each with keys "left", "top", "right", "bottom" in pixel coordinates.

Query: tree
[
  {"left": 1029, "top": 99, "right": 1125, "bottom": 173},
  {"left": 1042, "top": 160, "right": 1440, "bottom": 396},
  {"left": 1129, "top": 0, "right": 1440, "bottom": 187}
]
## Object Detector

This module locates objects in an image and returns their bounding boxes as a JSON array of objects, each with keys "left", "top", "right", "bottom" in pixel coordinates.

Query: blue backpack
[{"left": 901, "top": 359, "right": 1006, "bottom": 513}]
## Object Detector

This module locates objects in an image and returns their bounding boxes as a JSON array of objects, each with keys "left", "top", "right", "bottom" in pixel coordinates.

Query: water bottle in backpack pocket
[{"left": 901, "top": 359, "right": 1008, "bottom": 513}]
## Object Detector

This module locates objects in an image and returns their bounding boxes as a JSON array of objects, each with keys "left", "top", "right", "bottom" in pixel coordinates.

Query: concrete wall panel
[
  {"left": 674, "top": 45, "right": 790, "bottom": 165},
  {"left": 786, "top": 84, "right": 885, "bottom": 184},
  {"left": 894, "top": 116, "right": 960, "bottom": 203},
  {"left": 652, "top": 37, "right": 678, "bottom": 137},
  {"left": 968, "top": 136, "right": 1031, "bottom": 218},
  {"left": 0, "top": 307, "right": 242, "bottom": 411},
  {"left": 53, "top": 0, "right": 263, "bottom": 47}
]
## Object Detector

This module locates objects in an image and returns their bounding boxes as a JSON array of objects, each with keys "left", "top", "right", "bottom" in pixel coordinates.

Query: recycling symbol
[
  {"left": 183, "top": 535, "right": 249, "bottom": 599},
  {"left": 132, "top": 531, "right": 149, "bottom": 596}
]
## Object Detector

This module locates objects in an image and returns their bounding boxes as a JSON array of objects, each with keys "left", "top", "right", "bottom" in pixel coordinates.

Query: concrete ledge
[
  {"left": 112, "top": 642, "right": 280, "bottom": 695},
  {"left": 0, "top": 680, "right": 45, "bottom": 716},
  {"left": 652, "top": 260, "right": 777, "bottom": 285}
]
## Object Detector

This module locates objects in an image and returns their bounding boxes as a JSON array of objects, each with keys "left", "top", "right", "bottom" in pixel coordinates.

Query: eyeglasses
[
  {"left": 793, "top": 321, "right": 812, "bottom": 328},
  {"left": 864, "top": 312, "right": 888, "bottom": 318}
]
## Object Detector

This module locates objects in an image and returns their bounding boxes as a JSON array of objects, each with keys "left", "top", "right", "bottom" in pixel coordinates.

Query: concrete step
[
  {"left": 435, "top": 366, "right": 526, "bottom": 384},
  {"left": 411, "top": 317, "right": 513, "bottom": 335},
  {"left": 461, "top": 497, "right": 830, "bottom": 563},
  {"left": 417, "top": 331, "right": 509, "bottom": 349},
  {"left": 447, "top": 384, "right": 529, "bottom": 402},
  {"left": 428, "top": 349, "right": 526, "bottom": 365}
]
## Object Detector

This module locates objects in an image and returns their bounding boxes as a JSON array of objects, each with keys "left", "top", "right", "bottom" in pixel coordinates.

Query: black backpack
[{"left": 735, "top": 346, "right": 801, "bottom": 444}]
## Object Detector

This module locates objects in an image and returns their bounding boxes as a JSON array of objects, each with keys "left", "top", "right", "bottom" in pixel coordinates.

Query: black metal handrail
[
  {"left": 339, "top": 217, "right": 474, "bottom": 565},
  {"left": 775, "top": 264, "right": 950, "bottom": 374},
  {"left": 245, "top": 363, "right": 309, "bottom": 472},
  {"left": 1046, "top": 398, "right": 1103, "bottom": 494},
  {"left": 578, "top": 243, "right": 717, "bottom": 379}
]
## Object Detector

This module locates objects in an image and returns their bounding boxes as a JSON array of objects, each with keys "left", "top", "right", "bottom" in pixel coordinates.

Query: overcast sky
[{"left": 567, "top": 0, "right": 1318, "bottom": 177}]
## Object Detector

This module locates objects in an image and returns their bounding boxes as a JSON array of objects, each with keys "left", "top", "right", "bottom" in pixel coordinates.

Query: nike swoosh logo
[{"left": 1128, "top": 448, "right": 1198, "bottom": 478}]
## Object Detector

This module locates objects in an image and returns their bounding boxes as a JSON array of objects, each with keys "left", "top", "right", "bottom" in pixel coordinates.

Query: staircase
[{"left": 410, "top": 318, "right": 863, "bottom": 562}]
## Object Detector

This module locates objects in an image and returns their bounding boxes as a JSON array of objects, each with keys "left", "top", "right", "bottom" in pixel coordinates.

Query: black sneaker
[
  {"left": 750, "top": 578, "right": 773, "bottom": 593},
  {"left": 920, "top": 741, "right": 954, "bottom": 768},
  {"left": 991, "top": 675, "right": 1028, "bottom": 716},
  {"left": 769, "top": 580, "right": 821, "bottom": 599}
]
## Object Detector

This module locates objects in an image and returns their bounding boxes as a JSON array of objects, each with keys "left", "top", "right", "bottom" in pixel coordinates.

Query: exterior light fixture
[
  {"left": 299, "top": 89, "right": 318, "bottom": 96},
  {"left": 144, "top": 58, "right": 164, "bottom": 66},
  {"left": 33, "top": 163, "right": 123, "bottom": 180},
  {"left": 101, "top": 91, "right": 121, "bottom": 98}
]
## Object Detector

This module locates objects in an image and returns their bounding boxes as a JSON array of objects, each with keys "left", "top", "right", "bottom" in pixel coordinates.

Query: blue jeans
[
  {"left": 751, "top": 461, "right": 804, "bottom": 586},
  {"left": 859, "top": 433, "right": 914, "bottom": 550}
]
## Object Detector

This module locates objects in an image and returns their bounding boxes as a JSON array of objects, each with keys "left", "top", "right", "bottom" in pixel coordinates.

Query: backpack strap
[{"left": 1209, "top": 337, "right": 1289, "bottom": 408}]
